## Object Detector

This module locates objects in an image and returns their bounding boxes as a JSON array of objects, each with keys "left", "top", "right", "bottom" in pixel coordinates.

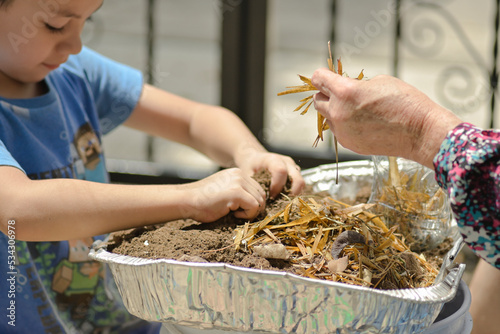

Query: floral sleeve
[{"left": 434, "top": 122, "right": 500, "bottom": 269}]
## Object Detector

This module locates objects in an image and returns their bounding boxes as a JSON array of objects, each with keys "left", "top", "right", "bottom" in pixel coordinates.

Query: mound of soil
[{"left": 107, "top": 170, "right": 321, "bottom": 273}]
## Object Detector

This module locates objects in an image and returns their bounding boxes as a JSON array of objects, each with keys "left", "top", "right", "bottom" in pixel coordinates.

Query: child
[{"left": 0, "top": 0, "right": 305, "bottom": 332}]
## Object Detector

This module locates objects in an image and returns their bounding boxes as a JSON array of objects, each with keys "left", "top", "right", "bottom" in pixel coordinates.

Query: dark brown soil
[{"left": 107, "top": 170, "right": 317, "bottom": 273}]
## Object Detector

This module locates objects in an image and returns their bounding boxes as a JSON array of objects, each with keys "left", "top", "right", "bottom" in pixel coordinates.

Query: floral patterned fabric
[{"left": 434, "top": 122, "right": 500, "bottom": 268}]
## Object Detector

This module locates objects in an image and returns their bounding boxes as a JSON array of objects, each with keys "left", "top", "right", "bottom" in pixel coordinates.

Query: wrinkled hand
[
  {"left": 181, "top": 168, "right": 266, "bottom": 222},
  {"left": 311, "top": 68, "right": 462, "bottom": 168},
  {"left": 235, "top": 149, "right": 305, "bottom": 199}
]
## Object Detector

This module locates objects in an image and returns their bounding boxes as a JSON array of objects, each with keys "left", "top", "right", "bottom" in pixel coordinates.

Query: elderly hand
[{"left": 311, "top": 68, "right": 462, "bottom": 168}]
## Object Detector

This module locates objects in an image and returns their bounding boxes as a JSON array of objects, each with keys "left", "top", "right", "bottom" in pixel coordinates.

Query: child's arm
[
  {"left": 0, "top": 165, "right": 265, "bottom": 241},
  {"left": 0, "top": 84, "right": 305, "bottom": 242},
  {"left": 124, "top": 84, "right": 305, "bottom": 199}
]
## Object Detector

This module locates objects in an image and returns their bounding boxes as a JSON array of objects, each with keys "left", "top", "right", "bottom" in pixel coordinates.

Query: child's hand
[
  {"left": 180, "top": 168, "right": 267, "bottom": 222},
  {"left": 236, "top": 150, "right": 305, "bottom": 199}
]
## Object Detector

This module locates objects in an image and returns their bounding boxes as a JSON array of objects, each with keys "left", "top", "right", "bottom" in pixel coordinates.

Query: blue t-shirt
[{"left": 0, "top": 47, "right": 161, "bottom": 333}]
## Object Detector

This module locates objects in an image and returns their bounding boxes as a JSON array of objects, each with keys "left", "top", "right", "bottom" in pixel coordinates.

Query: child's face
[{"left": 0, "top": 0, "right": 103, "bottom": 86}]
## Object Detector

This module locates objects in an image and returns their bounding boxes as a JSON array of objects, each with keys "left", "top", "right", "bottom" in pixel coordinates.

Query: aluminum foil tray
[{"left": 89, "top": 160, "right": 465, "bottom": 334}]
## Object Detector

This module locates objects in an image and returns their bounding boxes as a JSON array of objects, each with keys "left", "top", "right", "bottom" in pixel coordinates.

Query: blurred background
[
  {"left": 83, "top": 0, "right": 496, "bottom": 184},
  {"left": 82, "top": 0, "right": 494, "bottom": 281}
]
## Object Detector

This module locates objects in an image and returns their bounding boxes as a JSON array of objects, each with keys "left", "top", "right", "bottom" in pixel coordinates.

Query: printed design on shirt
[
  {"left": 71, "top": 122, "right": 108, "bottom": 181},
  {"left": 24, "top": 238, "right": 139, "bottom": 332},
  {"left": 51, "top": 238, "right": 104, "bottom": 321},
  {"left": 27, "top": 122, "right": 106, "bottom": 181},
  {"left": 16, "top": 241, "right": 67, "bottom": 333},
  {"left": 70, "top": 122, "right": 99, "bottom": 179},
  {"left": 74, "top": 122, "right": 102, "bottom": 170},
  {"left": 434, "top": 122, "right": 500, "bottom": 268}
]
